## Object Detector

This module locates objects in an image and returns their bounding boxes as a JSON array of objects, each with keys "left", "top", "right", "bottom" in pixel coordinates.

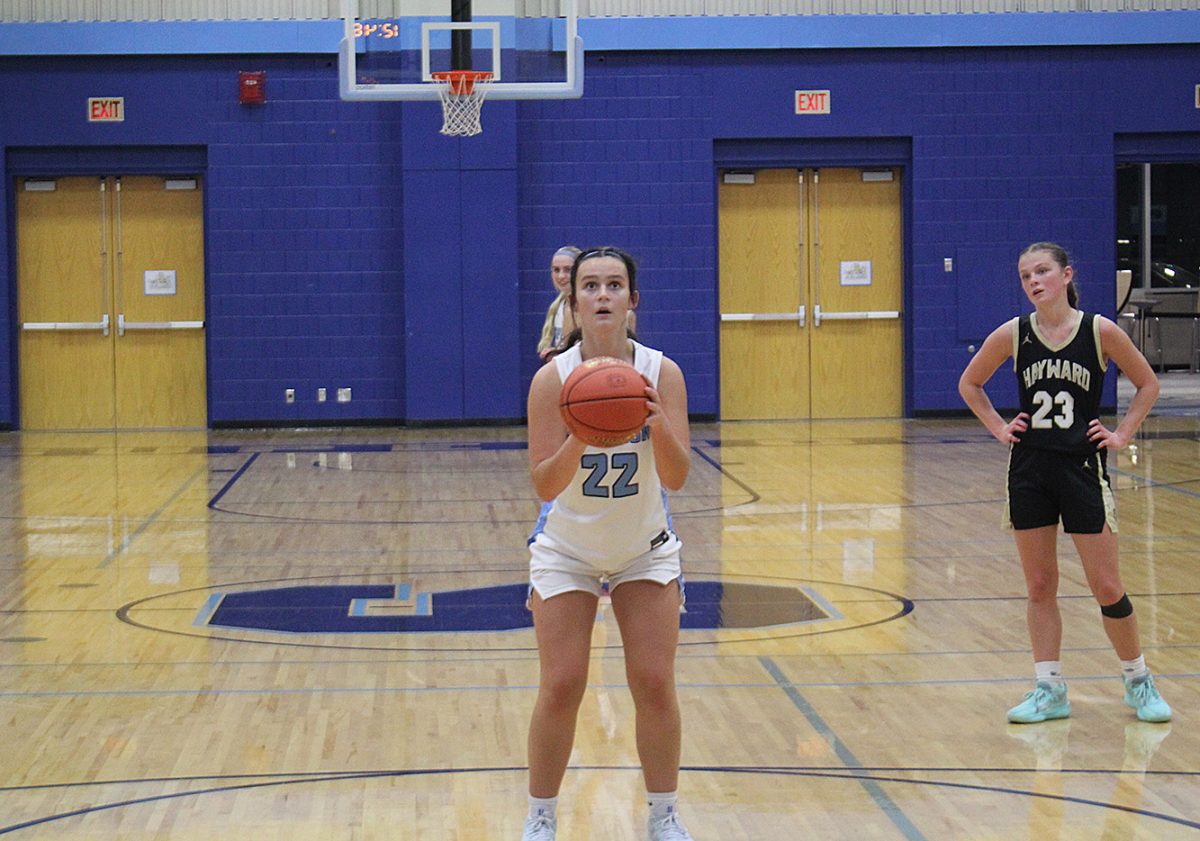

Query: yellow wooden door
[
  {"left": 809, "top": 168, "right": 903, "bottom": 418},
  {"left": 16, "top": 175, "right": 206, "bottom": 430},
  {"left": 113, "top": 177, "right": 207, "bottom": 428},
  {"left": 17, "top": 177, "right": 116, "bottom": 429},
  {"left": 718, "top": 169, "right": 809, "bottom": 419},
  {"left": 718, "top": 167, "right": 903, "bottom": 420}
]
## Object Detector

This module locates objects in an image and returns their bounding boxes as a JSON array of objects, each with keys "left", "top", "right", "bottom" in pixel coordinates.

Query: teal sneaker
[
  {"left": 1007, "top": 681, "right": 1071, "bottom": 724},
  {"left": 1124, "top": 674, "right": 1172, "bottom": 723}
]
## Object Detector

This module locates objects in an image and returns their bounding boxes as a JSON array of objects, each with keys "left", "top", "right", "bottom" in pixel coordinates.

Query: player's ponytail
[
  {"left": 537, "top": 292, "right": 567, "bottom": 353},
  {"left": 551, "top": 327, "right": 583, "bottom": 358}
]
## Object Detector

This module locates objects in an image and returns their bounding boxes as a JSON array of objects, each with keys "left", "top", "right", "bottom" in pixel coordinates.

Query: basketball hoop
[{"left": 431, "top": 70, "right": 493, "bottom": 137}]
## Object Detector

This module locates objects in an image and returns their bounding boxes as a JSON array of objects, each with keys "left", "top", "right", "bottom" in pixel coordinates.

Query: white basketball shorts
[{"left": 528, "top": 530, "right": 684, "bottom": 604}]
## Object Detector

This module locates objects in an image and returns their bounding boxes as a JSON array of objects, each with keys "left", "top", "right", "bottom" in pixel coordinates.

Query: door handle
[
  {"left": 117, "top": 314, "right": 204, "bottom": 336},
  {"left": 721, "top": 306, "right": 806, "bottom": 327},
  {"left": 813, "top": 305, "right": 899, "bottom": 327},
  {"left": 23, "top": 314, "right": 110, "bottom": 336}
]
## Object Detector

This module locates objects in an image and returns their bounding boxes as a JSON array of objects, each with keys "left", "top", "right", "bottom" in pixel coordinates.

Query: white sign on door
[
  {"left": 840, "top": 260, "right": 872, "bottom": 286},
  {"left": 144, "top": 270, "right": 177, "bottom": 295}
]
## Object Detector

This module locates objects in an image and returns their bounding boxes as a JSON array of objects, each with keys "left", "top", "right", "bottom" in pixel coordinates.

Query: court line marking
[
  {"left": 206, "top": 452, "right": 260, "bottom": 509},
  {"left": 1109, "top": 466, "right": 1200, "bottom": 500},
  {"left": 5, "top": 764, "right": 1195, "bottom": 837},
  {"left": 5, "top": 763, "right": 1199, "bottom": 795},
  {"left": 204, "top": 443, "right": 756, "bottom": 523},
  {"left": 2, "top": 671, "right": 1196, "bottom": 700},
  {"left": 704, "top": 767, "right": 1200, "bottom": 831},
  {"left": 760, "top": 655, "right": 928, "bottom": 841},
  {"left": 3, "top": 643, "right": 1199, "bottom": 672},
  {"left": 96, "top": 465, "right": 208, "bottom": 569},
  {"left": 183, "top": 436, "right": 1199, "bottom": 527}
]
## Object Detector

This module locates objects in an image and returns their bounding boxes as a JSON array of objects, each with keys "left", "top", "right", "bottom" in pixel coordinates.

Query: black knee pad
[{"left": 1101, "top": 593, "right": 1134, "bottom": 619}]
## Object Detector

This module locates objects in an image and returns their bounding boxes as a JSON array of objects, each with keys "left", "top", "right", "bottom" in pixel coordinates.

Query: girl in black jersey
[{"left": 959, "top": 242, "right": 1171, "bottom": 725}]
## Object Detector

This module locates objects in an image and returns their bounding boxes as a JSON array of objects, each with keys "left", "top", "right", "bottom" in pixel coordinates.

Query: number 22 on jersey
[{"left": 580, "top": 453, "right": 640, "bottom": 498}]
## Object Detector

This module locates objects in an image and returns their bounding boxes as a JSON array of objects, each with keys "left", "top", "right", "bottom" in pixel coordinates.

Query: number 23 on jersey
[{"left": 1030, "top": 390, "right": 1075, "bottom": 429}]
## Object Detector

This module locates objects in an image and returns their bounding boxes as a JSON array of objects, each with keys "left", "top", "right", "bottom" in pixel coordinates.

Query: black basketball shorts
[{"left": 1005, "top": 445, "right": 1117, "bottom": 534}]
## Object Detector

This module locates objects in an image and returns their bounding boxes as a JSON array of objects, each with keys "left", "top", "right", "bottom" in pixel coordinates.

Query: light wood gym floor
[{"left": 1, "top": 399, "right": 1198, "bottom": 838}]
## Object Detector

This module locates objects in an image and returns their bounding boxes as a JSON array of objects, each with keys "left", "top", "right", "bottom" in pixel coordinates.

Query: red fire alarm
[{"left": 239, "top": 71, "right": 266, "bottom": 105}]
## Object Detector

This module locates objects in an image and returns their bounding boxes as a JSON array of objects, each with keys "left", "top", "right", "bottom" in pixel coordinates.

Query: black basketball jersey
[{"left": 1012, "top": 311, "right": 1107, "bottom": 453}]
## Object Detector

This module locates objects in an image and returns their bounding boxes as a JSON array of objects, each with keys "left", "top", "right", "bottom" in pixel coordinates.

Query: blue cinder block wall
[
  {"left": 2, "top": 34, "right": 1198, "bottom": 427},
  {"left": 206, "top": 59, "right": 412, "bottom": 424}
]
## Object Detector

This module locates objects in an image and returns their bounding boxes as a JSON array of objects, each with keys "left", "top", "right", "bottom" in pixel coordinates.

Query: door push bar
[
  {"left": 21, "top": 314, "right": 205, "bottom": 337},
  {"left": 812, "top": 305, "right": 900, "bottom": 327},
  {"left": 22, "top": 314, "right": 110, "bottom": 336},
  {"left": 720, "top": 306, "right": 806, "bottom": 327},
  {"left": 117, "top": 314, "right": 204, "bottom": 336}
]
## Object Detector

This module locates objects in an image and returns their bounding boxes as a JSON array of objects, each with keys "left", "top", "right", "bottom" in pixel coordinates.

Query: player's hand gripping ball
[{"left": 559, "top": 357, "right": 650, "bottom": 448}]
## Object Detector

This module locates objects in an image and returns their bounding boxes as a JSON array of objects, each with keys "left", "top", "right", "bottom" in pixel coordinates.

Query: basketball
[{"left": 559, "top": 357, "right": 650, "bottom": 448}]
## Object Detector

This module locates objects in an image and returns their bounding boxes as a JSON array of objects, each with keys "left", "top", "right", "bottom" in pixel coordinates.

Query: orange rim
[{"left": 430, "top": 70, "right": 493, "bottom": 96}]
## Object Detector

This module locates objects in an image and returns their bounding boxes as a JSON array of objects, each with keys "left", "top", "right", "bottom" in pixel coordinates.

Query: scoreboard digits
[{"left": 353, "top": 22, "right": 400, "bottom": 39}]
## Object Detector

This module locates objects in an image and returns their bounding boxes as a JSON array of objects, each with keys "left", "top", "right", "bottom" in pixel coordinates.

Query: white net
[{"left": 433, "top": 72, "right": 493, "bottom": 137}]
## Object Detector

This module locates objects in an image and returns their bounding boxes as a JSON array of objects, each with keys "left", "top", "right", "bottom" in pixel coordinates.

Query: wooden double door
[
  {"left": 719, "top": 167, "right": 904, "bottom": 419},
  {"left": 17, "top": 175, "right": 207, "bottom": 429}
]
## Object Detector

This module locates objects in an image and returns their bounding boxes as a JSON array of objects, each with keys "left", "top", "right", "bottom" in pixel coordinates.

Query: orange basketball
[{"left": 559, "top": 357, "right": 649, "bottom": 448}]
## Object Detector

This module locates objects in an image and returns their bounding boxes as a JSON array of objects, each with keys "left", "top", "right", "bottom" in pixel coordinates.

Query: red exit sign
[
  {"left": 795, "top": 90, "right": 830, "bottom": 115},
  {"left": 88, "top": 97, "right": 124, "bottom": 122}
]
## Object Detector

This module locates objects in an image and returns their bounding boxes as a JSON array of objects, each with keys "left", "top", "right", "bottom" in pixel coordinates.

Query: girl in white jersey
[
  {"left": 521, "top": 247, "right": 695, "bottom": 841},
  {"left": 538, "top": 245, "right": 638, "bottom": 360},
  {"left": 537, "top": 246, "right": 580, "bottom": 361}
]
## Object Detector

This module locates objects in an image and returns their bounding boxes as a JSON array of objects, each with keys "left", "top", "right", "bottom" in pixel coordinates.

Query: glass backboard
[{"left": 339, "top": 0, "right": 583, "bottom": 101}]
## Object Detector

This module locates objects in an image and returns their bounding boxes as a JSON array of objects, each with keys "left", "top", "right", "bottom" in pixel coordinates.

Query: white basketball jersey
[{"left": 530, "top": 341, "right": 672, "bottom": 568}]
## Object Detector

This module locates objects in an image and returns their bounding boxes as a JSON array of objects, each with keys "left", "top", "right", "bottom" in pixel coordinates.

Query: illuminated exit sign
[
  {"left": 795, "top": 90, "right": 830, "bottom": 115},
  {"left": 88, "top": 97, "right": 124, "bottom": 122}
]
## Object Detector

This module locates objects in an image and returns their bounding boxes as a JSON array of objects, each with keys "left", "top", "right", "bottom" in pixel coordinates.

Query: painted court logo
[{"left": 196, "top": 582, "right": 840, "bottom": 634}]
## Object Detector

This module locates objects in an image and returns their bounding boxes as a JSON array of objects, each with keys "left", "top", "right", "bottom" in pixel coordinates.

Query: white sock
[
  {"left": 528, "top": 795, "right": 557, "bottom": 822},
  {"left": 647, "top": 791, "right": 678, "bottom": 821},
  {"left": 1034, "top": 660, "right": 1064, "bottom": 686},
  {"left": 1121, "top": 655, "right": 1149, "bottom": 682}
]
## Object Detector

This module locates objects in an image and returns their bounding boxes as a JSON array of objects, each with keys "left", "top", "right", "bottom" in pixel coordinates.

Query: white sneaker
[
  {"left": 648, "top": 811, "right": 694, "bottom": 841},
  {"left": 521, "top": 814, "right": 556, "bottom": 841}
]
